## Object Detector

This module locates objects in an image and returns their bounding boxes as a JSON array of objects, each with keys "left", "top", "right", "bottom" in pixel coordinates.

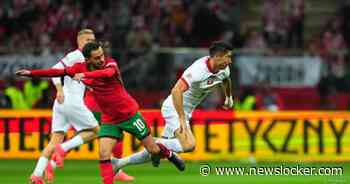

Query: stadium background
[{"left": 0, "top": 0, "right": 349, "bottom": 183}]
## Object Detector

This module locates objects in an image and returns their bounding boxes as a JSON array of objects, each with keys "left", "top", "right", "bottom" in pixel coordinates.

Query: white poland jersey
[
  {"left": 51, "top": 49, "right": 86, "bottom": 105},
  {"left": 162, "top": 56, "right": 230, "bottom": 119}
]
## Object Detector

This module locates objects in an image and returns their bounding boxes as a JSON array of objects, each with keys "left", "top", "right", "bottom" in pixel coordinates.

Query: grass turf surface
[{"left": 0, "top": 159, "right": 348, "bottom": 184}]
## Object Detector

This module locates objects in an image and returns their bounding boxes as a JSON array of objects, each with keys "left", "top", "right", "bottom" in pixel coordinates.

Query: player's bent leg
[
  {"left": 175, "top": 128, "right": 196, "bottom": 152},
  {"left": 53, "top": 125, "right": 99, "bottom": 168},
  {"left": 99, "top": 137, "right": 117, "bottom": 184}
]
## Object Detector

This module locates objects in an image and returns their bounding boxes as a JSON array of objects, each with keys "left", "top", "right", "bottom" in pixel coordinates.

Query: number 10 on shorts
[{"left": 133, "top": 119, "right": 146, "bottom": 132}]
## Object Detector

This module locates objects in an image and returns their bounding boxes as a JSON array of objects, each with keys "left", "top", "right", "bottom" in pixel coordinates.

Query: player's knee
[
  {"left": 99, "top": 147, "right": 112, "bottom": 160},
  {"left": 182, "top": 141, "right": 196, "bottom": 152},
  {"left": 42, "top": 143, "right": 56, "bottom": 157},
  {"left": 145, "top": 143, "right": 160, "bottom": 155}
]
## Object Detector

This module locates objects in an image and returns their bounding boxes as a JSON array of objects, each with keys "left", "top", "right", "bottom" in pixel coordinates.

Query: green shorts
[{"left": 98, "top": 112, "right": 150, "bottom": 140}]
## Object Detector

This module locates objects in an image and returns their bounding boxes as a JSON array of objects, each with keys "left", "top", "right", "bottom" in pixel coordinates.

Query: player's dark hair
[
  {"left": 82, "top": 41, "right": 101, "bottom": 59},
  {"left": 209, "top": 41, "right": 232, "bottom": 57}
]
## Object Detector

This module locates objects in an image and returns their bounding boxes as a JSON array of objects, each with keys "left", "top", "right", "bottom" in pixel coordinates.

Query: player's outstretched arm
[
  {"left": 80, "top": 67, "right": 116, "bottom": 79},
  {"left": 171, "top": 78, "right": 189, "bottom": 133},
  {"left": 15, "top": 68, "right": 68, "bottom": 78},
  {"left": 15, "top": 69, "right": 31, "bottom": 76}
]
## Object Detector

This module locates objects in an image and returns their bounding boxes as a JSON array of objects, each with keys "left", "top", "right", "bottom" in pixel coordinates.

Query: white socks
[
  {"left": 112, "top": 138, "right": 184, "bottom": 170},
  {"left": 61, "top": 135, "right": 84, "bottom": 152},
  {"left": 32, "top": 156, "right": 48, "bottom": 177},
  {"left": 112, "top": 149, "right": 150, "bottom": 171}
]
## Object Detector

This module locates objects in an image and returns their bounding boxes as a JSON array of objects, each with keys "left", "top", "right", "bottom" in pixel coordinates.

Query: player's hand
[
  {"left": 56, "top": 91, "right": 64, "bottom": 104},
  {"left": 73, "top": 73, "right": 85, "bottom": 81},
  {"left": 15, "top": 69, "right": 31, "bottom": 76},
  {"left": 223, "top": 96, "right": 234, "bottom": 110}
]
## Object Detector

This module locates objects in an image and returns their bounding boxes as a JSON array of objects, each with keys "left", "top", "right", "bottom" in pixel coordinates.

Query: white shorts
[
  {"left": 51, "top": 101, "right": 98, "bottom": 133},
  {"left": 161, "top": 106, "right": 191, "bottom": 138}
]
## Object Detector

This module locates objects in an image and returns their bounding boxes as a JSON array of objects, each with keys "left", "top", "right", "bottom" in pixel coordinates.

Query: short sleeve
[
  {"left": 62, "top": 51, "right": 85, "bottom": 66},
  {"left": 181, "top": 66, "right": 202, "bottom": 88},
  {"left": 51, "top": 61, "right": 65, "bottom": 85}
]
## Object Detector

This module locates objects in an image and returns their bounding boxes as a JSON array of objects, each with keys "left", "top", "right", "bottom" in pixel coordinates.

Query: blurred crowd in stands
[{"left": 1, "top": 0, "right": 350, "bottom": 110}]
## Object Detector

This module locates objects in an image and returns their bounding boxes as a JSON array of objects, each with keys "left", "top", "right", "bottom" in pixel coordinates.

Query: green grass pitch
[{"left": 0, "top": 159, "right": 348, "bottom": 184}]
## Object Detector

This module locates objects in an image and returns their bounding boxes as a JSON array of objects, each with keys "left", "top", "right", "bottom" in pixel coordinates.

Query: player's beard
[
  {"left": 88, "top": 62, "right": 103, "bottom": 71},
  {"left": 93, "top": 61, "right": 104, "bottom": 69}
]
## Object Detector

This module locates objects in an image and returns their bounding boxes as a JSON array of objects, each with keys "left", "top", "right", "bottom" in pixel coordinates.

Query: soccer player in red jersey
[{"left": 16, "top": 42, "right": 185, "bottom": 184}]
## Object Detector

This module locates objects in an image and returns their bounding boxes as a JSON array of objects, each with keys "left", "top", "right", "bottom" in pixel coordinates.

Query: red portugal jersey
[{"left": 30, "top": 57, "right": 139, "bottom": 124}]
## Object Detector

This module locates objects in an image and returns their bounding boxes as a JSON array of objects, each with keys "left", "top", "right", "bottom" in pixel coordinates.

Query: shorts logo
[
  {"left": 133, "top": 119, "right": 146, "bottom": 132},
  {"left": 207, "top": 79, "right": 213, "bottom": 85}
]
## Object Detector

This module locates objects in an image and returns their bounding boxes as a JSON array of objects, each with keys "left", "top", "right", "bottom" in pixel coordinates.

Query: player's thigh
[
  {"left": 161, "top": 112, "right": 191, "bottom": 139},
  {"left": 99, "top": 123, "right": 123, "bottom": 140},
  {"left": 68, "top": 106, "right": 99, "bottom": 132},
  {"left": 51, "top": 106, "right": 70, "bottom": 133},
  {"left": 99, "top": 137, "right": 117, "bottom": 159},
  {"left": 120, "top": 112, "right": 151, "bottom": 141}
]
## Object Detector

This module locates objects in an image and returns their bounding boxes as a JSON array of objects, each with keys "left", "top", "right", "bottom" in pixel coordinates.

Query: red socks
[
  {"left": 99, "top": 160, "right": 114, "bottom": 184},
  {"left": 112, "top": 141, "right": 123, "bottom": 158},
  {"left": 157, "top": 143, "right": 171, "bottom": 158}
]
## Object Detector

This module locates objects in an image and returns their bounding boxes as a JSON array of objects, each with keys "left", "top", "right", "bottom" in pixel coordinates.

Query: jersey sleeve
[
  {"left": 51, "top": 61, "right": 65, "bottom": 85},
  {"left": 62, "top": 51, "right": 85, "bottom": 66},
  {"left": 180, "top": 65, "right": 202, "bottom": 88}
]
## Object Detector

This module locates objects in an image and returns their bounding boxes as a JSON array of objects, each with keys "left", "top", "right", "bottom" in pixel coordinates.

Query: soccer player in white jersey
[
  {"left": 29, "top": 29, "right": 99, "bottom": 184},
  {"left": 112, "top": 41, "right": 234, "bottom": 170}
]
